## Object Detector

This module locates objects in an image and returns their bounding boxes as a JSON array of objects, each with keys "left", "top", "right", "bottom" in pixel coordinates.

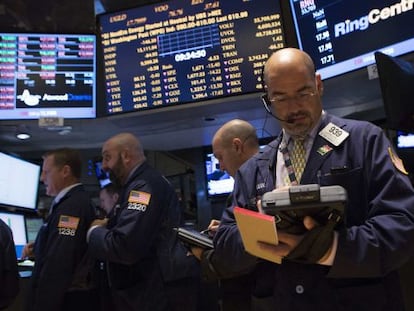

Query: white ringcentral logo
[{"left": 334, "top": 0, "right": 414, "bottom": 37}]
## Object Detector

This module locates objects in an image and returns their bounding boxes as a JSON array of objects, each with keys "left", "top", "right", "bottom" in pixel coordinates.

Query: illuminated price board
[{"left": 98, "top": 0, "right": 286, "bottom": 115}]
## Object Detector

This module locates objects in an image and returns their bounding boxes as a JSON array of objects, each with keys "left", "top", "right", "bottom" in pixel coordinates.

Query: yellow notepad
[{"left": 234, "top": 207, "right": 281, "bottom": 264}]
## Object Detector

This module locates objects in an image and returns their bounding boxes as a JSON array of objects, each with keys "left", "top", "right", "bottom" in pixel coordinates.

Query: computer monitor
[
  {"left": 0, "top": 152, "right": 40, "bottom": 210},
  {"left": 97, "top": 0, "right": 292, "bottom": 116},
  {"left": 0, "top": 32, "right": 97, "bottom": 120},
  {"left": 289, "top": 0, "right": 414, "bottom": 80},
  {"left": 25, "top": 216, "right": 44, "bottom": 243},
  {"left": 0, "top": 211, "right": 27, "bottom": 259}
]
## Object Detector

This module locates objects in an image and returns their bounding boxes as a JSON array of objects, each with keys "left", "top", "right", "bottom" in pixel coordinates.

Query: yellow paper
[{"left": 234, "top": 207, "right": 281, "bottom": 264}]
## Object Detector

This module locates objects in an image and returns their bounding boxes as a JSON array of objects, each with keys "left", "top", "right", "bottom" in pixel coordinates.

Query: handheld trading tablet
[
  {"left": 174, "top": 227, "right": 214, "bottom": 249},
  {"left": 261, "top": 184, "right": 347, "bottom": 234}
]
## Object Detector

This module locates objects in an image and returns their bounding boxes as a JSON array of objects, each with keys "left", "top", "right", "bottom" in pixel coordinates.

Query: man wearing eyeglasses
[{"left": 213, "top": 48, "right": 414, "bottom": 310}]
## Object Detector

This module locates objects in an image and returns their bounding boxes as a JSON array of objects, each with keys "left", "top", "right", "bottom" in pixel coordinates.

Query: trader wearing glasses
[{"left": 213, "top": 48, "right": 414, "bottom": 310}]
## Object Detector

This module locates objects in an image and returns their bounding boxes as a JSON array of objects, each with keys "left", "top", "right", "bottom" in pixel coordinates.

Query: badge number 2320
[{"left": 319, "top": 122, "right": 349, "bottom": 146}]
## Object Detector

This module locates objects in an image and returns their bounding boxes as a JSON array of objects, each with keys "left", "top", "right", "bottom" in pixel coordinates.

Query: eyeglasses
[{"left": 267, "top": 90, "right": 317, "bottom": 106}]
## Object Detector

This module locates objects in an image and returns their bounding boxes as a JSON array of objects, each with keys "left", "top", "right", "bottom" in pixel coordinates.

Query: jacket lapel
[{"left": 301, "top": 115, "right": 347, "bottom": 184}]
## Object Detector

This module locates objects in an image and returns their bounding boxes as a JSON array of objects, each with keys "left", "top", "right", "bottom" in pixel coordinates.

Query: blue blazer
[{"left": 215, "top": 113, "right": 414, "bottom": 310}]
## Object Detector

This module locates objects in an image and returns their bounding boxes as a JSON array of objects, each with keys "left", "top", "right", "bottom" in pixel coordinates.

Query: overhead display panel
[
  {"left": 0, "top": 33, "right": 97, "bottom": 120},
  {"left": 98, "top": 0, "right": 287, "bottom": 116},
  {"left": 289, "top": 0, "right": 414, "bottom": 80}
]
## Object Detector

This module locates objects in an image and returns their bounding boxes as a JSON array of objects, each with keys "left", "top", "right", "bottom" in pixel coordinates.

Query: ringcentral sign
[{"left": 334, "top": 0, "right": 414, "bottom": 37}]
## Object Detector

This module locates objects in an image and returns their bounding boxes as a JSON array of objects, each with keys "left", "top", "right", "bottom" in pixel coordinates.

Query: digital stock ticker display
[{"left": 98, "top": 0, "right": 287, "bottom": 116}]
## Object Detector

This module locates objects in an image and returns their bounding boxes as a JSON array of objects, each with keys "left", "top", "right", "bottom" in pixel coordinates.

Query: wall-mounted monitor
[
  {"left": 0, "top": 211, "right": 27, "bottom": 259},
  {"left": 289, "top": 0, "right": 414, "bottom": 80},
  {"left": 205, "top": 151, "right": 234, "bottom": 197},
  {"left": 0, "top": 33, "right": 97, "bottom": 120},
  {"left": 94, "top": 160, "right": 111, "bottom": 188},
  {"left": 97, "top": 0, "right": 289, "bottom": 116},
  {"left": 205, "top": 143, "right": 269, "bottom": 197},
  {"left": 397, "top": 132, "right": 414, "bottom": 149},
  {"left": 375, "top": 51, "right": 414, "bottom": 132},
  {"left": 0, "top": 152, "right": 40, "bottom": 210}
]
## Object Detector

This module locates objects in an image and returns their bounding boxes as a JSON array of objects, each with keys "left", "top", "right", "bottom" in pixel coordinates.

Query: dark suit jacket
[
  {"left": 215, "top": 113, "right": 414, "bottom": 311},
  {"left": 0, "top": 219, "right": 19, "bottom": 310},
  {"left": 28, "top": 185, "right": 96, "bottom": 311}
]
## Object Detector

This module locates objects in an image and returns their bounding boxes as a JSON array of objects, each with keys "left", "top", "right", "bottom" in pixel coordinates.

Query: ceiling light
[{"left": 16, "top": 125, "right": 31, "bottom": 140}]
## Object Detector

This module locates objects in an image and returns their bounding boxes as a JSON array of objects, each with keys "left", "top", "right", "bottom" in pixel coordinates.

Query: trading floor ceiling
[
  {"left": 0, "top": 0, "right": 388, "bottom": 154},
  {"left": 0, "top": 0, "right": 163, "bottom": 34}
]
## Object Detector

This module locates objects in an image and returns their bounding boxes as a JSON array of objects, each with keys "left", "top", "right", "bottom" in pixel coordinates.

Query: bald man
[
  {"left": 87, "top": 133, "right": 199, "bottom": 311},
  {"left": 214, "top": 48, "right": 414, "bottom": 310},
  {"left": 212, "top": 119, "right": 260, "bottom": 178},
  {"left": 191, "top": 119, "right": 260, "bottom": 310}
]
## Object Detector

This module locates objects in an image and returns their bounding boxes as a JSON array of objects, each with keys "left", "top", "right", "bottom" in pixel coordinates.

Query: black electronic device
[
  {"left": 0, "top": 152, "right": 40, "bottom": 210},
  {"left": 0, "top": 32, "right": 97, "bottom": 120},
  {"left": 289, "top": 0, "right": 414, "bottom": 80},
  {"left": 97, "top": 0, "right": 291, "bottom": 116},
  {"left": 375, "top": 51, "right": 414, "bottom": 132},
  {"left": 261, "top": 184, "right": 347, "bottom": 234},
  {"left": 174, "top": 227, "right": 214, "bottom": 249}
]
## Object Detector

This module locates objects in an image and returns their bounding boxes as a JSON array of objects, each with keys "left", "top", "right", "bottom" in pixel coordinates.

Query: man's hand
[
  {"left": 203, "top": 219, "right": 220, "bottom": 237},
  {"left": 208, "top": 219, "right": 220, "bottom": 231},
  {"left": 257, "top": 215, "right": 336, "bottom": 265},
  {"left": 257, "top": 230, "right": 306, "bottom": 258},
  {"left": 190, "top": 246, "right": 204, "bottom": 260},
  {"left": 90, "top": 218, "right": 108, "bottom": 228},
  {"left": 21, "top": 242, "right": 35, "bottom": 259}
]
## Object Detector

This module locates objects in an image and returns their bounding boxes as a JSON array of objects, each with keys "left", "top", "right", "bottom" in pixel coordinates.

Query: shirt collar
[
  {"left": 125, "top": 162, "right": 143, "bottom": 185},
  {"left": 281, "top": 110, "right": 326, "bottom": 146},
  {"left": 54, "top": 183, "right": 82, "bottom": 204}
]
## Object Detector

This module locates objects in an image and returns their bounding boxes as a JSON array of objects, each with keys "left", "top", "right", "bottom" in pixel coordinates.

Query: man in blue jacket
[
  {"left": 214, "top": 48, "right": 414, "bottom": 310},
  {"left": 26, "top": 148, "right": 97, "bottom": 311},
  {"left": 88, "top": 132, "right": 199, "bottom": 311}
]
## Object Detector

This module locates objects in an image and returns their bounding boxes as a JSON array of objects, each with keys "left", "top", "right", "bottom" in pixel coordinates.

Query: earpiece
[{"left": 260, "top": 66, "right": 272, "bottom": 115}]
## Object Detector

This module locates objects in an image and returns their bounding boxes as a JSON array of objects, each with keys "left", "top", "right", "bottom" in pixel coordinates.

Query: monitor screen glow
[
  {"left": 289, "top": 0, "right": 414, "bottom": 80},
  {"left": 0, "top": 33, "right": 97, "bottom": 120},
  {"left": 25, "top": 217, "right": 44, "bottom": 243},
  {"left": 205, "top": 144, "right": 268, "bottom": 197},
  {"left": 0, "top": 212, "right": 27, "bottom": 259},
  {"left": 97, "top": 0, "right": 288, "bottom": 116},
  {"left": 397, "top": 132, "right": 414, "bottom": 149},
  {"left": 94, "top": 160, "right": 111, "bottom": 188},
  {"left": 205, "top": 151, "right": 234, "bottom": 197},
  {"left": 0, "top": 152, "right": 40, "bottom": 210}
]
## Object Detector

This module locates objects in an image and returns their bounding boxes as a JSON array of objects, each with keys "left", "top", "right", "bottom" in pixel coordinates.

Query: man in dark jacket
[
  {"left": 214, "top": 48, "right": 414, "bottom": 310},
  {"left": 191, "top": 119, "right": 260, "bottom": 310},
  {"left": 88, "top": 132, "right": 199, "bottom": 311},
  {"left": 26, "top": 148, "right": 97, "bottom": 311},
  {"left": 0, "top": 218, "right": 19, "bottom": 310}
]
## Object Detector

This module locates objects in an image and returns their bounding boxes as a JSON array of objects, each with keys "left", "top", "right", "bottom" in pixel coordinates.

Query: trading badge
[
  {"left": 128, "top": 190, "right": 151, "bottom": 205},
  {"left": 58, "top": 215, "right": 80, "bottom": 229},
  {"left": 57, "top": 215, "right": 80, "bottom": 236},
  {"left": 319, "top": 122, "right": 349, "bottom": 146},
  {"left": 388, "top": 147, "right": 409, "bottom": 175}
]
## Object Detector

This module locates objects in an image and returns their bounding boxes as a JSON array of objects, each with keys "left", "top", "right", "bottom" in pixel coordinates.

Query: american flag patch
[
  {"left": 58, "top": 215, "right": 80, "bottom": 229},
  {"left": 128, "top": 190, "right": 151, "bottom": 205}
]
